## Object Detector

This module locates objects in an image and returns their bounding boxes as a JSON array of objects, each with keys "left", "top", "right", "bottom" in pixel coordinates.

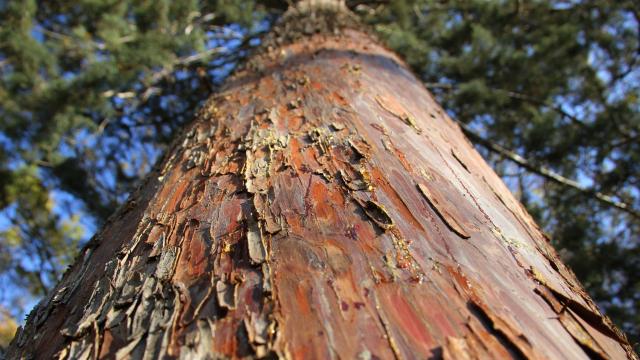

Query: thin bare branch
[
  {"left": 455, "top": 120, "right": 640, "bottom": 219},
  {"left": 425, "top": 82, "right": 586, "bottom": 127}
]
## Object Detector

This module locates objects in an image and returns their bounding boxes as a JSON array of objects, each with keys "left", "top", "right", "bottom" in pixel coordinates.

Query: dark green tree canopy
[{"left": 0, "top": 0, "right": 638, "bottom": 350}]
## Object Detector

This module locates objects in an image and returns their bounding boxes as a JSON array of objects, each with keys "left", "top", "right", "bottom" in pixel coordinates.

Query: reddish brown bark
[{"left": 7, "top": 6, "right": 636, "bottom": 360}]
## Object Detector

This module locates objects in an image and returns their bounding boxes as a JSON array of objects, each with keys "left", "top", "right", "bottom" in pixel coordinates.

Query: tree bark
[{"left": 7, "top": 4, "right": 637, "bottom": 360}]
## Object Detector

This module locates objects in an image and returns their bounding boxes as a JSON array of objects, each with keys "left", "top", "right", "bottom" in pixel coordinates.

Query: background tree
[{"left": 0, "top": 0, "right": 638, "bottom": 350}]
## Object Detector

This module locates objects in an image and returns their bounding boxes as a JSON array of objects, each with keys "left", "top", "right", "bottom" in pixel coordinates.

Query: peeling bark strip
[
  {"left": 8, "top": 2, "right": 637, "bottom": 360},
  {"left": 417, "top": 183, "right": 470, "bottom": 239},
  {"left": 355, "top": 198, "right": 395, "bottom": 230}
]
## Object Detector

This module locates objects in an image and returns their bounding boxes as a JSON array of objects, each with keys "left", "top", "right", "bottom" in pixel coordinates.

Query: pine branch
[
  {"left": 99, "top": 28, "right": 264, "bottom": 106},
  {"left": 100, "top": 46, "right": 229, "bottom": 102},
  {"left": 425, "top": 82, "right": 586, "bottom": 127},
  {"left": 455, "top": 121, "right": 640, "bottom": 219},
  {"left": 427, "top": 82, "right": 640, "bottom": 144},
  {"left": 35, "top": 24, "right": 135, "bottom": 51}
]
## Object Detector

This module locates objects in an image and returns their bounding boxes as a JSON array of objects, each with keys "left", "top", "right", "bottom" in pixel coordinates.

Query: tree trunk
[{"left": 7, "top": 3, "right": 636, "bottom": 360}]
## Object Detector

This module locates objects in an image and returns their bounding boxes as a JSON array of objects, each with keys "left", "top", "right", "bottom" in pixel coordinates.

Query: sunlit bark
[{"left": 7, "top": 4, "right": 635, "bottom": 359}]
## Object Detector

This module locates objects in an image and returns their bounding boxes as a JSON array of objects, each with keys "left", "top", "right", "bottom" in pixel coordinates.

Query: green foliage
[
  {"left": 0, "top": 306, "right": 18, "bottom": 350},
  {"left": 0, "top": 0, "right": 638, "bottom": 347},
  {"left": 0, "top": 165, "right": 83, "bottom": 307}
]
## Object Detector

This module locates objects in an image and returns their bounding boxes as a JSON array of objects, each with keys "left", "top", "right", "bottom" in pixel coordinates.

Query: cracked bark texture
[{"left": 7, "top": 5, "right": 637, "bottom": 360}]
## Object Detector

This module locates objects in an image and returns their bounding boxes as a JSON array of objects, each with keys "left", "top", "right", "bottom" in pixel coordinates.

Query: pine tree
[{"left": 6, "top": 2, "right": 636, "bottom": 358}]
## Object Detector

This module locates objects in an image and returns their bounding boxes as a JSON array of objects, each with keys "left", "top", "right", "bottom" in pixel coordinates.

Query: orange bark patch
[
  {"left": 295, "top": 281, "right": 313, "bottom": 316},
  {"left": 381, "top": 289, "right": 434, "bottom": 353}
]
